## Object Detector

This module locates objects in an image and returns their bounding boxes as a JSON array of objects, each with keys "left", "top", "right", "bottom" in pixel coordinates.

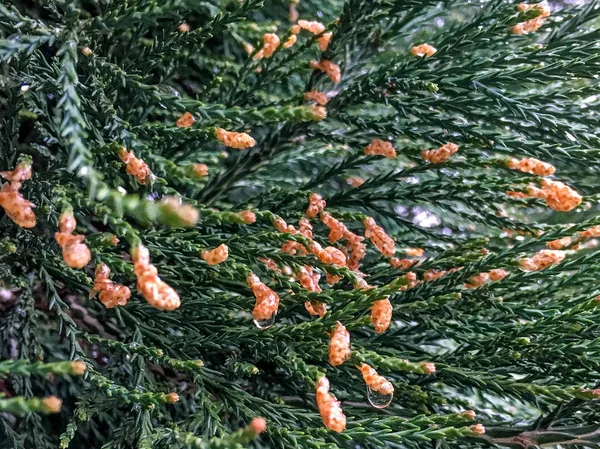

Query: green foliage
[{"left": 3, "top": 0, "right": 600, "bottom": 448}]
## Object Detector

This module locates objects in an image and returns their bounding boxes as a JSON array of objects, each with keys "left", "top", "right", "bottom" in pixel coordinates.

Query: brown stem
[{"left": 485, "top": 427, "right": 600, "bottom": 448}]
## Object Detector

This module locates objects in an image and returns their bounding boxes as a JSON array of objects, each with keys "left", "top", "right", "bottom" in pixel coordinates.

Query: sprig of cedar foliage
[{"left": 3, "top": 0, "right": 600, "bottom": 448}]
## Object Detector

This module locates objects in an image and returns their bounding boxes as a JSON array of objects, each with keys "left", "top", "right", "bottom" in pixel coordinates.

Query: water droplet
[
  {"left": 367, "top": 387, "right": 393, "bottom": 409},
  {"left": 0, "top": 289, "right": 12, "bottom": 301},
  {"left": 253, "top": 314, "right": 276, "bottom": 329},
  {"left": 157, "top": 85, "right": 181, "bottom": 97}
]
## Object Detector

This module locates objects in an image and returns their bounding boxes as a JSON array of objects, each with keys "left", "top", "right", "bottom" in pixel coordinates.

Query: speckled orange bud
[
  {"left": 247, "top": 273, "right": 280, "bottom": 322},
  {"left": 508, "top": 191, "right": 528, "bottom": 198},
  {"left": 309, "top": 105, "right": 327, "bottom": 121},
  {"left": 306, "top": 192, "right": 326, "bottom": 218},
  {"left": 531, "top": 179, "right": 581, "bottom": 212},
  {"left": 424, "top": 270, "right": 447, "bottom": 281},
  {"left": 512, "top": 22, "right": 527, "bottom": 35},
  {"left": 161, "top": 196, "right": 199, "bottom": 226},
  {"left": 297, "top": 265, "right": 322, "bottom": 292},
  {"left": 310, "top": 60, "right": 341, "bottom": 84},
  {"left": 289, "top": 2, "right": 299, "bottom": 22},
  {"left": 298, "top": 217, "right": 313, "bottom": 239},
  {"left": 318, "top": 32, "right": 332, "bottom": 51},
  {"left": 371, "top": 298, "right": 392, "bottom": 333},
  {"left": 119, "top": 148, "right": 152, "bottom": 184},
  {"left": 249, "top": 417, "right": 267, "bottom": 435},
  {"left": 581, "top": 225, "right": 600, "bottom": 239},
  {"left": 346, "top": 232, "right": 366, "bottom": 271},
  {"left": 192, "top": 163, "right": 208, "bottom": 177},
  {"left": 410, "top": 43, "right": 437, "bottom": 57},
  {"left": 260, "top": 257, "right": 282, "bottom": 274},
  {"left": 201, "top": 244, "right": 229, "bottom": 265},
  {"left": 359, "top": 363, "right": 394, "bottom": 395},
  {"left": 353, "top": 276, "right": 373, "bottom": 290},
  {"left": 58, "top": 212, "right": 76, "bottom": 234},
  {"left": 322, "top": 246, "right": 347, "bottom": 267},
  {"left": 305, "top": 300, "right": 327, "bottom": 317},
  {"left": 282, "top": 240, "right": 308, "bottom": 255},
  {"left": 329, "top": 321, "right": 350, "bottom": 366},
  {"left": 470, "top": 424, "right": 486, "bottom": 436},
  {"left": 321, "top": 212, "right": 347, "bottom": 242},
  {"left": 512, "top": 2, "right": 550, "bottom": 34},
  {"left": 363, "top": 217, "right": 395, "bottom": 256},
  {"left": 520, "top": 249, "right": 565, "bottom": 271},
  {"left": 165, "top": 392, "right": 180, "bottom": 403},
  {"left": 62, "top": 242, "right": 92, "bottom": 270},
  {"left": 421, "top": 143, "right": 458, "bottom": 164},
  {"left": 42, "top": 396, "right": 62, "bottom": 414},
  {"left": 518, "top": 2, "right": 551, "bottom": 16},
  {"left": 176, "top": 112, "right": 195, "bottom": 128},
  {"left": 326, "top": 273, "right": 342, "bottom": 285},
  {"left": 70, "top": 361, "right": 87, "bottom": 375},
  {"left": 90, "top": 263, "right": 131, "bottom": 308},
  {"left": 390, "top": 258, "right": 413, "bottom": 269},
  {"left": 238, "top": 210, "right": 256, "bottom": 224},
  {"left": 274, "top": 216, "right": 295, "bottom": 234},
  {"left": 304, "top": 90, "right": 328, "bottom": 106},
  {"left": 460, "top": 410, "right": 477, "bottom": 420},
  {"left": 421, "top": 362, "right": 436, "bottom": 374},
  {"left": 403, "top": 271, "right": 419, "bottom": 290},
  {"left": 405, "top": 248, "right": 424, "bottom": 257},
  {"left": 488, "top": 268, "right": 509, "bottom": 281},
  {"left": 315, "top": 377, "right": 346, "bottom": 432},
  {"left": 132, "top": 244, "right": 181, "bottom": 311},
  {"left": 464, "top": 272, "right": 489, "bottom": 289},
  {"left": 283, "top": 34, "right": 297, "bottom": 48},
  {"left": 298, "top": 20, "right": 325, "bottom": 34},
  {"left": 214, "top": 128, "right": 256, "bottom": 149},
  {"left": 547, "top": 236, "right": 572, "bottom": 250},
  {"left": 507, "top": 157, "right": 555, "bottom": 176},
  {"left": 0, "top": 187, "right": 36, "bottom": 228},
  {"left": 262, "top": 33, "right": 280, "bottom": 58},
  {"left": 0, "top": 161, "right": 36, "bottom": 228},
  {"left": 0, "top": 161, "right": 32, "bottom": 185},
  {"left": 364, "top": 139, "right": 396, "bottom": 158},
  {"left": 310, "top": 242, "right": 347, "bottom": 267},
  {"left": 55, "top": 212, "right": 91, "bottom": 269},
  {"left": 253, "top": 49, "right": 264, "bottom": 61}
]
